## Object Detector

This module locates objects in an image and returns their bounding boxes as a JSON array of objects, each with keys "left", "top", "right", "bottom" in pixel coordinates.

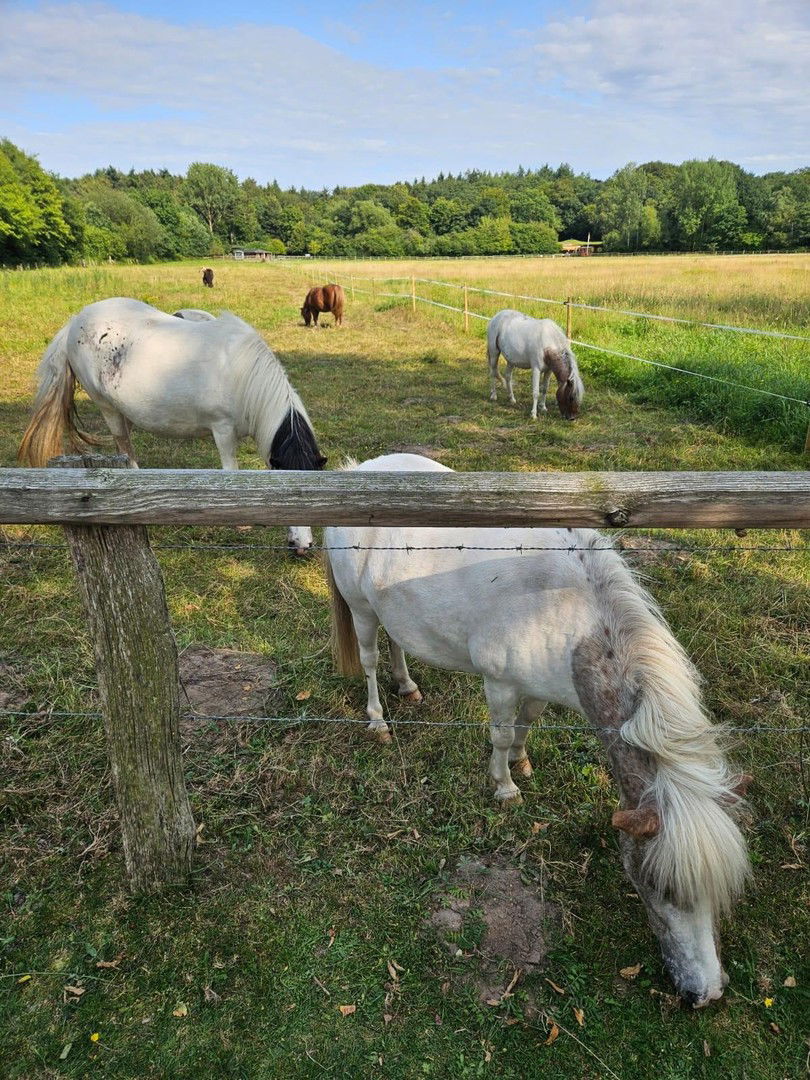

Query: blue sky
[{"left": 1, "top": 0, "right": 808, "bottom": 187}]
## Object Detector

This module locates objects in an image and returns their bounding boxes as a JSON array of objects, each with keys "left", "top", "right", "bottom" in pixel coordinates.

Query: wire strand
[{"left": 2, "top": 707, "right": 807, "bottom": 734}]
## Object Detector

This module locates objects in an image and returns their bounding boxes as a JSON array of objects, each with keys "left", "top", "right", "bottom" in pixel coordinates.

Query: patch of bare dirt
[
  {"left": 427, "top": 856, "right": 561, "bottom": 1005},
  {"left": 0, "top": 659, "right": 30, "bottom": 712},
  {"left": 178, "top": 646, "right": 280, "bottom": 726}
]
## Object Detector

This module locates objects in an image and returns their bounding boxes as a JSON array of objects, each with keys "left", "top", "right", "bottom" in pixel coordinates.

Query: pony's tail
[
  {"left": 17, "top": 322, "right": 101, "bottom": 466},
  {"left": 618, "top": 624, "right": 750, "bottom": 915},
  {"left": 323, "top": 552, "right": 362, "bottom": 676}
]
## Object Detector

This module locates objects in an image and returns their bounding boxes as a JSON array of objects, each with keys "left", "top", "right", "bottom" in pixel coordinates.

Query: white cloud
[{"left": 0, "top": 0, "right": 807, "bottom": 184}]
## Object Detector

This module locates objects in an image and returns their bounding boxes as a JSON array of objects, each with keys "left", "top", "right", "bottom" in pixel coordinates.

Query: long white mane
[
  {"left": 583, "top": 543, "right": 750, "bottom": 914},
  {"left": 217, "top": 313, "right": 310, "bottom": 462}
]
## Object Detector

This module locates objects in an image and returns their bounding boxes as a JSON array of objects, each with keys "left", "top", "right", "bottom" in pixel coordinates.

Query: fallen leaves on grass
[
  {"left": 620, "top": 963, "right": 642, "bottom": 979},
  {"left": 203, "top": 986, "right": 221, "bottom": 1005},
  {"left": 544, "top": 1021, "right": 560, "bottom": 1046},
  {"left": 172, "top": 1003, "right": 189, "bottom": 1018},
  {"left": 573, "top": 1006, "right": 585, "bottom": 1027},
  {"left": 95, "top": 954, "right": 123, "bottom": 969},
  {"left": 338, "top": 1004, "right": 356, "bottom": 1017},
  {"left": 545, "top": 978, "right": 565, "bottom": 995},
  {"left": 295, "top": 690, "right": 312, "bottom": 701},
  {"left": 783, "top": 976, "right": 796, "bottom": 987}
]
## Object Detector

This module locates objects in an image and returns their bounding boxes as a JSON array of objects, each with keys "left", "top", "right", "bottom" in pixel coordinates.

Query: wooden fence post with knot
[{"left": 50, "top": 453, "right": 196, "bottom": 893}]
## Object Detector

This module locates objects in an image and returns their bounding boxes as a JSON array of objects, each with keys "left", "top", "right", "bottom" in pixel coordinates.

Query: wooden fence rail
[
  {"left": 4, "top": 455, "right": 808, "bottom": 894},
  {"left": 2, "top": 466, "right": 809, "bottom": 529}
]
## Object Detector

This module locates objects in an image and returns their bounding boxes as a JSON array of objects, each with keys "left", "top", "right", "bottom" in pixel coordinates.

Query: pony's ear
[{"left": 612, "top": 806, "right": 660, "bottom": 838}]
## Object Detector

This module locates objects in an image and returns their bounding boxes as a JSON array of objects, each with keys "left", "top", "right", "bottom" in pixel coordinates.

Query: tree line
[{"left": 1, "top": 137, "right": 808, "bottom": 266}]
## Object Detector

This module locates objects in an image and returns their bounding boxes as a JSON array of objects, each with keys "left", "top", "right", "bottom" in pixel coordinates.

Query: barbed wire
[
  {"left": 1, "top": 706, "right": 807, "bottom": 734},
  {"left": 2, "top": 539, "right": 807, "bottom": 555}
]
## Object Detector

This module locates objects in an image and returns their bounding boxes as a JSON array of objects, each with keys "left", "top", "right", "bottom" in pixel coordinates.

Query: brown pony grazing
[
  {"left": 202, "top": 267, "right": 214, "bottom": 288},
  {"left": 301, "top": 283, "right": 344, "bottom": 327}
]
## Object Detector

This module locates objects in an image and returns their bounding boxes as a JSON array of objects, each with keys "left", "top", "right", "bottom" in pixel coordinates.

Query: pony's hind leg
[
  {"left": 352, "top": 609, "right": 391, "bottom": 743},
  {"left": 504, "top": 363, "right": 517, "bottom": 405},
  {"left": 483, "top": 677, "right": 522, "bottom": 805},
  {"left": 510, "top": 698, "right": 546, "bottom": 778},
  {"left": 389, "top": 639, "right": 422, "bottom": 703},
  {"left": 99, "top": 408, "right": 138, "bottom": 465},
  {"left": 487, "top": 344, "right": 502, "bottom": 401}
]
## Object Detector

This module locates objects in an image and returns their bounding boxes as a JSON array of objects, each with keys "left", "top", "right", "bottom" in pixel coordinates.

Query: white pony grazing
[
  {"left": 324, "top": 453, "right": 750, "bottom": 1007},
  {"left": 18, "top": 297, "right": 326, "bottom": 555},
  {"left": 487, "top": 309, "right": 584, "bottom": 419}
]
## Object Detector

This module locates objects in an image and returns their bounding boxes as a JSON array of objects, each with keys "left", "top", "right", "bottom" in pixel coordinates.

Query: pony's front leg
[
  {"left": 352, "top": 610, "right": 391, "bottom": 744},
  {"left": 483, "top": 678, "right": 522, "bottom": 805},
  {"left": 212, "top": 424, "right": 240, "bottom": 470},
  {"left": 539, "top": 370, "right": 552, "bottom": 414},
  {"left": 510, "top": 698, "right": 546, "bottom": 778},
  {"left": 389, "top": 639, "right": 422, "bottom": 703},
  {"left": 530, "top": 366, "right": 541, "bottom": 419}
]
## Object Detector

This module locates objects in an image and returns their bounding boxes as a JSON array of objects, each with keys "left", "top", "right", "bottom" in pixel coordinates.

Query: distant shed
[{"left": 232, "top": 248, "right": 273, "bottom": 261}]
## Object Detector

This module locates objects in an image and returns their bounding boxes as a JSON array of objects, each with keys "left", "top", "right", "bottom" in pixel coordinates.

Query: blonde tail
[
  {"left": 17, "top": 322, "right": 101, "bottom": 466},
  {"left": 323, "top": 552, "right": 362, "bottom": 676}
]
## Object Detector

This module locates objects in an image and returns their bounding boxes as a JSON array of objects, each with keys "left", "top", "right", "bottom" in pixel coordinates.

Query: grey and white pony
[
  {"left": 324, "top": 453, "right": 750, "bottom": 1006},
  {"left": 18, "top": 297, "right": 326, "bottom": 554},
  {"left": 487, "top": 309, "right": 584, "bottom": 419}
]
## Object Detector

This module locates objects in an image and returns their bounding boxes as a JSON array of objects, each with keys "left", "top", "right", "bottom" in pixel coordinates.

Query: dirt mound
[
  {"left": 427, "top": 857, "right": 561, "bottom": 1005},
  {"left": 178, "top": 646, "right": 279, "bottom": 720}
]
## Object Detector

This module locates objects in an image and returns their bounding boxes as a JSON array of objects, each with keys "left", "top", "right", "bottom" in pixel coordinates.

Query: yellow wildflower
[
  {"left": 90, "top": 1032, "right": 100, "bottom": 1042},
  {"left": 763, "top": 998, "right": 774, "bottom": 1008}
]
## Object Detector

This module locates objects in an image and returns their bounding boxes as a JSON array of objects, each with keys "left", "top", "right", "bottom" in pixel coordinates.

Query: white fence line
[
  {"left": 331, "top": 279, "right": 808, "bottom": 408},
  {"left": 302, "top": 264, "right": 810, "bottom": 343}
]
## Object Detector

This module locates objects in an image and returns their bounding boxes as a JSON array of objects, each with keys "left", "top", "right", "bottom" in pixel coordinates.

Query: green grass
[{"left": 1, "top": 258, "right": 808, "bottom": 1079}]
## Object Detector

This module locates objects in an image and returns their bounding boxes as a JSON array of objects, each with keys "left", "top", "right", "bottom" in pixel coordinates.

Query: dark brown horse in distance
[
  {"left": 301, "top": 283, "right": 344, "bottom": 327},
  {"left": 202, "top": 267, "right": 214, "bottom": 288}
]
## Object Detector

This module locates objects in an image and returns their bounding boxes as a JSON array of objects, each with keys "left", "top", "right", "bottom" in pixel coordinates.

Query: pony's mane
[
  {"left": 580, "top": 537, "right": 749, "bottom": 914},
  {"left": 216, "top": 313, "right": 310, "bottom": 463},
  {"left": 565, "top": 348, "right": 585, "bottom": 405}
]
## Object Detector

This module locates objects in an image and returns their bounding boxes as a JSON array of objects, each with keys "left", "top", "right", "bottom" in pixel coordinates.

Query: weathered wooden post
[
  {"left": 464, "top": 284, "right": 470, "bottom": 333},
  {"left": 51, "top": 453, "right": 196, "bottom": 893},
  {"left": 566, "top": 296, "right": 573, "bottom": 340}
]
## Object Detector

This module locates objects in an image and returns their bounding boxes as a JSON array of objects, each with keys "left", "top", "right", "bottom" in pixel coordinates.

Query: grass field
[{"left": 1, "top": 256, "right": 808, "bottom": 1079}]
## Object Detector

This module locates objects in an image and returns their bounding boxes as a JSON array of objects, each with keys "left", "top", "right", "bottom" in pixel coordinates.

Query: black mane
[{"left": 269, "top": 408, "right": 327, "bottom": 471}]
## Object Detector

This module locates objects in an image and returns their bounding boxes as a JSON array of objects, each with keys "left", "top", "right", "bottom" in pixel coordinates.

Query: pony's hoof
[
  {"left": 398, "top": 688, "right": 423, "bottom": 705},
  {"left": 495, "top": 789, "right": 523, "bottom": 808},
  {"left": 365, "top": 721, "right": 392, "bottom": 745},
  {"left": 510, "top": 756, "right": 533, "bottom": 779}
]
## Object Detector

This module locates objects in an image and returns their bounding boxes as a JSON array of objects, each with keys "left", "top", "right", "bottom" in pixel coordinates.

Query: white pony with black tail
[
  {"left": 18, "top": 297, "right": 326, "bottom": 555},
  {"left": 324, "top": 453, "right": 751, "bottom": 1007},
  {"left": 487, "top": 309, "right": 584, "bottom": 419}
]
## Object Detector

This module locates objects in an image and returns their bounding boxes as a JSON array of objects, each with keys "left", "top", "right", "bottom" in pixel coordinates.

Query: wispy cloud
[{"left": 0, "top": 0, "right": 807, "bottom": 185}]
